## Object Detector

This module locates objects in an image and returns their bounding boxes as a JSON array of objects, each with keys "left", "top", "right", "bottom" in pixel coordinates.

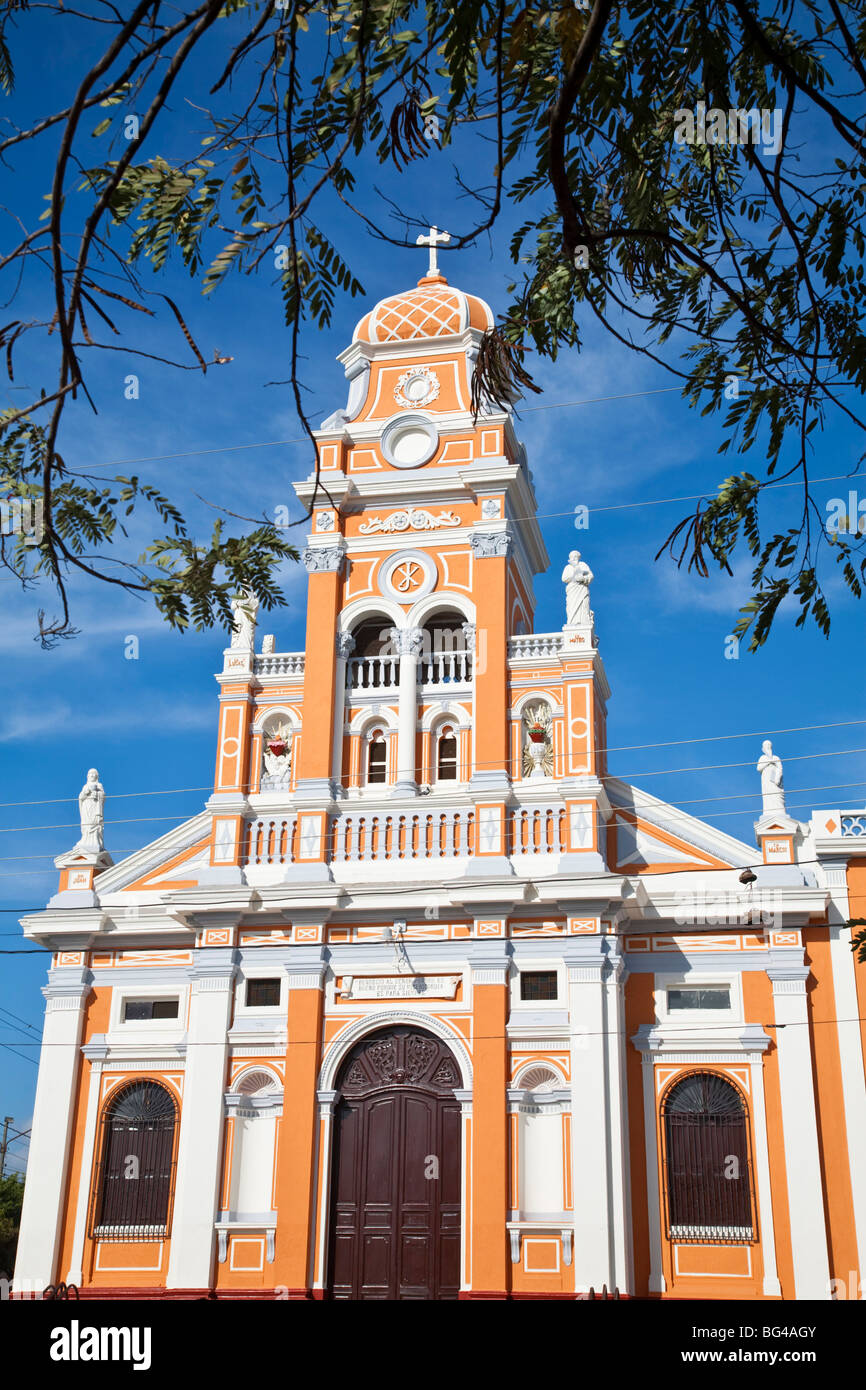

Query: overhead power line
[{"left": 0, "top": 720, "right": 863, "bottom": 811}]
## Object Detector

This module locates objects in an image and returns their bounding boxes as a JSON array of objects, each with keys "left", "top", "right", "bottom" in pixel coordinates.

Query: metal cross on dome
[{"left": 416, "top": 225, "right": 451, "bottom": 276}]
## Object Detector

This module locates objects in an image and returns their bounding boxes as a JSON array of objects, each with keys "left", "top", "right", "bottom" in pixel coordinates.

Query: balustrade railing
[
  {"left": 332, "top": 810, "right": 476, "bottom": 863},
  {"left": 346, "top": 655, "right": 399, "bottom": 690},
  {"left": 418, "top": 650, "right": 472, "bottom": 687},
  {"left": 247, "top": 803, "right": 570, "bottom": 867},
  {"left": 508, "top": 633, "right": 562, "bottom": 660},
  {"left": 248, "top": 815, "right": 298, "bottom": 865},
  {"left": 254, "top": 652, "right": 305, "bottom": 677},
  {"left": 512, "top": 804, "right": 567, "bottom": 855}
]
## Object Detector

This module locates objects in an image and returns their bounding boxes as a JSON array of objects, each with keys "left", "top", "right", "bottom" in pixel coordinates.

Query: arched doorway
[{"left": 327, "top": 1025, "right": 462, "bottom": 1300}]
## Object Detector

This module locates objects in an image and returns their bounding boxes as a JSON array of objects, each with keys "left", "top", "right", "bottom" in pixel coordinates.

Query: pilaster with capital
[
  {"left": 14, "top": 967, "right": 90, "bottom": 1291},
  {"left": 166, "top": 948, "right": 238, "bottom": 1290},
  {"left": 296, "top": 540, "right": 346, "bottom": 789},
  {"left": 767, "top": 957, "right": 831, "bottom": 1297},
  {"left": 565, "top": 935, "right": 631, "bottom": 1294}
]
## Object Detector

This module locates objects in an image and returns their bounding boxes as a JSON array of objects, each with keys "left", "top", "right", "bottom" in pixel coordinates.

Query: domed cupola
[{"left": 352, "top": 271, "right": 493, "bottom": 345}]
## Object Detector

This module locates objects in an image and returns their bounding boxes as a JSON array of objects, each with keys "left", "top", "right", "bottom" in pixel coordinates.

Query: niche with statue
[{"left": 522, "top": 702, "right": 553, "bottom": 779}]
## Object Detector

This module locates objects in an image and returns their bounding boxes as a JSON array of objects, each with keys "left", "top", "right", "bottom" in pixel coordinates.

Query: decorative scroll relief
[
  {"left": 394, "top": 366, "right": 440, "bottom": 410},
  {"left": 360, "top": 507, "right": 459, "bottom": 535},
  {"left": 338, "top": 974, "right": 460, "bottom": 1001}
]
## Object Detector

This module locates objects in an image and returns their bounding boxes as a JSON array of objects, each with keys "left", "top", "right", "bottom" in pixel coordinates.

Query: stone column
[
  {"left": 332, "top": 632, "right": 354, "bottom": 795},
  {"left": 566, "top": 936, "right": 631, "bottom": 1294},
  {"left": 768, "top": 956, "right": 831, "bottom": 1298},
  {"left": 391, "top": 626, "right": 424, "bottom": 795},
  {"left": 166, "top": 947, "right": 237, "bottom": 1291},
  {"left": 13, "top": 964, "right": 89, "bottom": 1292},
  {"left": 272, "top": 947, "right": 326, "bottom": 1297}
]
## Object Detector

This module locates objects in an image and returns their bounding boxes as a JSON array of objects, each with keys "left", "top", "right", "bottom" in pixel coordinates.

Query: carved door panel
[{"left": 327, "top": 1027, "right": 461, "bottom": 1300}]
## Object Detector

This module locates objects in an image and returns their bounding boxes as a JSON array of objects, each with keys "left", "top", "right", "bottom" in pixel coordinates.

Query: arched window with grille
[
  {"left": 90, "top": 1080, "right": 178, "bottom": 1241},
  {"left": 436, "top": 725, "right": 458, "bottom": 781},
  {"left": 661, "top": 1071, "right": 755, "bottom": 1243},
  {"left": 367, "top": 729, "right": 387, "bottom": 784}
]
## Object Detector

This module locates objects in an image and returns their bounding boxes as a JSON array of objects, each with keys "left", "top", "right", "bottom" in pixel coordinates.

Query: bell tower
[
  {"left": 291, "top": 241, "right": 555, "bottom": 841},
  {"left": 208, "top": 242, "right": 613, "bottom": 884}
]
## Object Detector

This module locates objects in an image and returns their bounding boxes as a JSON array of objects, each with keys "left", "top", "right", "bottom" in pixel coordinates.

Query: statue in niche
[
  {"left": 757, "top": 740, "right": 786, "bottom": 816},
  {"left": 75, "top": 768, "right": 105, "bottom": 854},
  {"left": 561, "top": 549, "right": 593, "bottom": 626},
  {"left": 230, "top": 589, "right": 259, "bottom": 649},
  {"left": 262, "top": 722, "right": 292, "bottom": 788}
]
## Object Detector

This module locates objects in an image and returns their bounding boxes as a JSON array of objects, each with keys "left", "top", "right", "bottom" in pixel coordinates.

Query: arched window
[
  {"left": 367, "top": 729, "right": 387, "bottom": 784},
  {"left": 436, "top": 725, "right": 458, "bottom": 781},
  {"left": 662, "top": 1072, "right": 754, "bottom": 1242},
  {"left": 90, "top": 1080, "right": 178, "bottom": 1240}
]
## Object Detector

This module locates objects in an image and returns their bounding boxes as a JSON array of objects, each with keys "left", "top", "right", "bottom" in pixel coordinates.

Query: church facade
[{"left": 13, "top": 257, "right": 866, "bottom": 1300}]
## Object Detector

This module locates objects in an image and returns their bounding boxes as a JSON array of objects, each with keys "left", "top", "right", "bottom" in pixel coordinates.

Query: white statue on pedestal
[
  {"left": 757, "top": 740, "right": 786, "bottom": 816},
  {"left": 562, "top": 549, "right": 593, "bottom": 626},
  {"left": 75, "top": 768, "right": 105, "bottom": 854},
  {"left": 230, "top": 590, "right": 259, "bottom": 649}
]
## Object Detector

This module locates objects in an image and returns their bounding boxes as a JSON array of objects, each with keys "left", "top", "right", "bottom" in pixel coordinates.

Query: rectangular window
[
  {"left": 246, "top": 977, "right": 281, "bottom": 1008},
  {"left": 520, "top": 970, "right": 558, "bottom": 1001},
  {"left": 122, "top": 998, "right": 179, "bottom": 1022},
  {"left": 668, "top": 986, "right": 731, "bottom": 1011}
]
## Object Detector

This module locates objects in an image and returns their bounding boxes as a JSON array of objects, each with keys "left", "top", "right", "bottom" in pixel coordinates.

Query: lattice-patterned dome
[{"left": 353, "top": 273, "right": 493, "bottom": 344}]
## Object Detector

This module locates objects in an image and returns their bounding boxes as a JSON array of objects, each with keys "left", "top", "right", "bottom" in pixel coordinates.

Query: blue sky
[{"left": 1, "top": 7, "right": 864, "bottom": 1156}]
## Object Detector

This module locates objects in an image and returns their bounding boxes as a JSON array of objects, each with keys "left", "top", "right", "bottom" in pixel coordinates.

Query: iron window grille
[
  {"left": 246, "top": 977, "right": 281, "bottom": 1008},
  {"left": 122, "top": 998, "right": 179, "bottom": 1022},
  {"left": 667, "top": 987, "right": 731, "bottom": 1011},
  {"left": 520, "top": 970, "right": 559, "bottom": 1001},
  {"left": 89, "top": 1080, "right": 178, "bottom": 1243},
  {"left": 367, "top": 735, "right": 387, "bottom": 784},
  {"left": 437, "top": 731, "right": 458, "bottom": 780},
  {"left": 661, "top": 1071, "right": 756, "bottom": 1244}
]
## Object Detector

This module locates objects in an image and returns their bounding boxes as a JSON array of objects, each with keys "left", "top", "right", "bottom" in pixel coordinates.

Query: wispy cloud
[{"left": 0, "top": 697, "right": 212, "bottom": 744}]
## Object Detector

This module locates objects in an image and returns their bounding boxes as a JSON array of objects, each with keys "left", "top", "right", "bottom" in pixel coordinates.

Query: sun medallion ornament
[{"left": 394, "top": 366, "right": 440, "bottom": 410}]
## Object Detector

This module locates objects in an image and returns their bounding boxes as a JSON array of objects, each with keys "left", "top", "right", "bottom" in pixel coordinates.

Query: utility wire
[
  {"left": 1, "top": 781, "right": 865, "bottom": 864},
  {"left": 0, "top": 720, "right": 863, "bottom": 811},
  {"left": 0, "top": 745, "right": 864, "bottom": 839}
]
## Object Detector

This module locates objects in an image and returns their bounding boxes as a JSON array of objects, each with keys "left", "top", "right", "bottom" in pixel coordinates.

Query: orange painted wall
[
  {"left": 847, "top": 859, "right": 866, "bottom": 1079},
  {"left": 56, "top": 982, "right": 111, "bottom": 1284},
  {"left": 474, "top": 558, "right": 508, "bottom": 774},
  {"left": 471, "top": 983, "right": 508, "bottom": 1294},
  {"left": 298, "top": 571, "right": 341, "bottom": 781},
  {"left": 272, "top": 984, "right": 324, "bottom": 1294}
]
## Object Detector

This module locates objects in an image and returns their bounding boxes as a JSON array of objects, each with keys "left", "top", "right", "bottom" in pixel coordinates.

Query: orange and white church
[{"left": 14, "top": 239, "right": 866, "bottom": 1301}]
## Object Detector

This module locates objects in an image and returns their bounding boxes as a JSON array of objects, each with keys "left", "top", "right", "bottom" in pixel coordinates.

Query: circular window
[{"left": 381, "top": 414, "right": 438, "bottom": 469}]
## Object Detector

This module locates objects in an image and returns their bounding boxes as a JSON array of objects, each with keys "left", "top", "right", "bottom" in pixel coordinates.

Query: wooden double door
[{"left": 327, "top": 1027, "right": 462, "bottom": 1300}]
